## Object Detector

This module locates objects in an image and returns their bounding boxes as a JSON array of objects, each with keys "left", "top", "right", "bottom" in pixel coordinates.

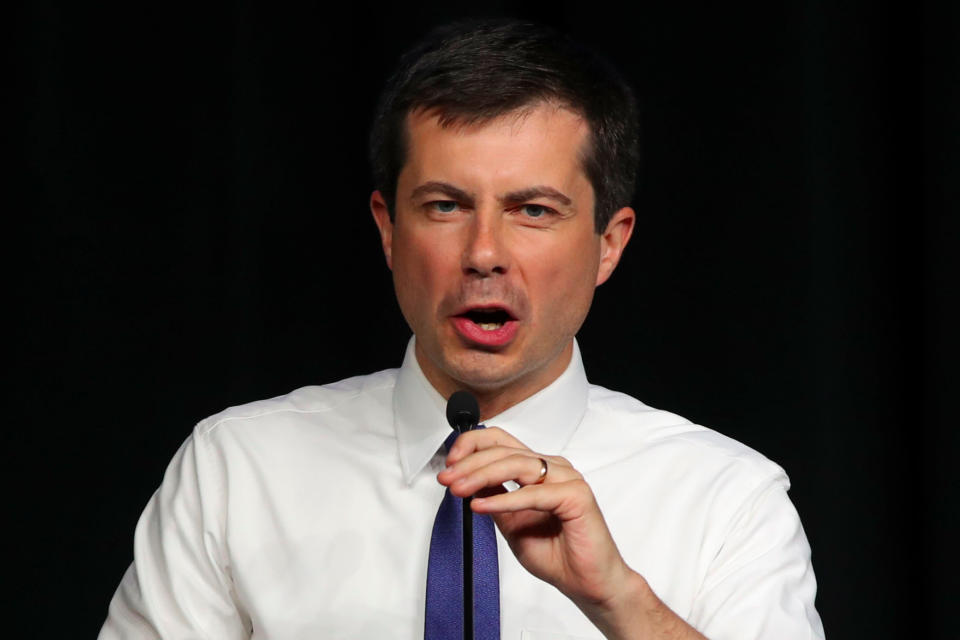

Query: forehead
[{"left": 398, "top": 103, "right": 593, "bottom": 197}]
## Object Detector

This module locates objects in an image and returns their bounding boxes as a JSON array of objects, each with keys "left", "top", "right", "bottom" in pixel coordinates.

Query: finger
[
  {"left": 470, "top": 479, "right": 596, "bottom": 521},
  {"left": 441, "top": 446, "right": 575, "bottom": 486},
  {"left": 438, "top": 445, "right": 529, "bottom": 483},
  {"left": 446, "top": 454, "right": 579, "bottom": 497},
  {"left": 475, "top": 484, "right": 508, "bottom": 500},
  {"left": 446, "top": 426, "right": 529, "bottom": 464}
]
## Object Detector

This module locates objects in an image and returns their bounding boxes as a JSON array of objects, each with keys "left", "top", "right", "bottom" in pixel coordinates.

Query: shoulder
[
  {"left": 579, "top": 383, "right": 789, "bottom": 492},
  {"left": 147, "top": 368, "right": 402, "bottom": 530},
  {"left": 579, "top": 385, "right": 807, "bottom": 588},
  {"left": 192, "top": 368, "right": 399, "bottom": 444}
]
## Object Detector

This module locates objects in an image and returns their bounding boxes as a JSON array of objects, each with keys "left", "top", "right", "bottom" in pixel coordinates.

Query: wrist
[
  {"left": 579, "top": 569, "right": 704, "bottom": 640},
  {"left": 597, "top": 569, "right": 652, "bottom": 640},
  {"left": 569, "top": 565, "right": 645, "bottom": 639}
]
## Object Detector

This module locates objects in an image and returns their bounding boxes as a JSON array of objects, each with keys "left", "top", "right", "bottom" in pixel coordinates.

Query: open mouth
[
  {"left": 459, "top": 307, "right": 514, "bottom": 331},
  {"left": 451, "top": 305, "right": 519, "bottom": 347}
]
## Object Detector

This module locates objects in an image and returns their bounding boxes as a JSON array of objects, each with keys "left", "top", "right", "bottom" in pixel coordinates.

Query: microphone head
[{"left": 446, "top": 390, "right": 480, "bottom": 433}]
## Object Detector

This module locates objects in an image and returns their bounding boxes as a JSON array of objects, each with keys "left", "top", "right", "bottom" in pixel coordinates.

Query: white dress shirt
[{"left": 99, "top": 338, "right": 824, "bottom": 639}]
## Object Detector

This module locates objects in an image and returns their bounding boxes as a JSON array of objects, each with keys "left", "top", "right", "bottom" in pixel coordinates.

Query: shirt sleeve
[
  {"left": 98, "top": 426, "right": 251, "bottom": 639},
  {"left": 687, "top": 477, "right": 825, "bottom": 640}
]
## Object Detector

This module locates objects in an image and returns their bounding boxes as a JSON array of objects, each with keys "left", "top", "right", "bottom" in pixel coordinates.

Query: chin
[{"left": 445, "top": 352, "right": 527, "bottom": 392}]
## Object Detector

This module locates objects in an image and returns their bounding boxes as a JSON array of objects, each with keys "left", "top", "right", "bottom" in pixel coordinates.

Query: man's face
[{"left": 371, "top": 102, "right": 633, "bottom": 406}]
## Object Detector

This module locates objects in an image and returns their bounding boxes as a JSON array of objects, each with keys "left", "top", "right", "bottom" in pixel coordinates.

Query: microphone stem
[{"left": 463, "top": 495, "right": 474, "bottom": 640}]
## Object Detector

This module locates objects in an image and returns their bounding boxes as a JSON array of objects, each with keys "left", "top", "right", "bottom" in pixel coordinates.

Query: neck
[
  {"left": 472, "top": 385, "right": 544, "bottom": 423},
  {"left": 415, "top": 340, "right": 575, "bottom": 422}
]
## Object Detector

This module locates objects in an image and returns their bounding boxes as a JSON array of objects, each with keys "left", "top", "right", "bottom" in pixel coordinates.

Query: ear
[
  {"left": 595, "top": 206, "right": 635, "bottom": 287},
  {"left": 370, "top": 190, "right": 394, "bottom": 270}
]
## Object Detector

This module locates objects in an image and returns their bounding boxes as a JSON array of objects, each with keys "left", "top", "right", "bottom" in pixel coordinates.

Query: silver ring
[{"left": 535, "top": 457, "right": 548, "bottom": 484}]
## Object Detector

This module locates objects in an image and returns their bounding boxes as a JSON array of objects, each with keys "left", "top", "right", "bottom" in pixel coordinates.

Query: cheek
[
  {"left": 391, "top": 228, "right": 459, "bottom": 312},
  {"left": 526, "top": 238, "right": 600, "bottom": 323}
]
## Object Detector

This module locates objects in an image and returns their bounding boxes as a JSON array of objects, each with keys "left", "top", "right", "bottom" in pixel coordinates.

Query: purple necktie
[{"left": 425, "top": 429, "right": 501, "bottom": 640}]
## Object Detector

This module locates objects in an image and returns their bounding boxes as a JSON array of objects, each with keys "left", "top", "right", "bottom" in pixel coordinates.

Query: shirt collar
[{"left": 394, "top": 336, "right": 590, "bottom": 485}]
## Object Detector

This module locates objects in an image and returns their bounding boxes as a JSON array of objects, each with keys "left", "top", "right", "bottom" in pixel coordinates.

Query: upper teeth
[{"left": 478, "top": 322, "right": 504, "bottom": 331}]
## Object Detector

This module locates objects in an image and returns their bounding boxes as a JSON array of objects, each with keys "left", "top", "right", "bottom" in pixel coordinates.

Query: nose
[{"left": 461, "top": 209, "right": 509, "bottom": 277}]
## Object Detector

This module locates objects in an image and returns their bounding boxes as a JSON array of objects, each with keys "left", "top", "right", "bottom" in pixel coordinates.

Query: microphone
[
  {"left": 446, "top": 390, "right": 480, "bottom": 433},
  {"left": 444, "top": 390, "right": 480, "bottom": 640}
]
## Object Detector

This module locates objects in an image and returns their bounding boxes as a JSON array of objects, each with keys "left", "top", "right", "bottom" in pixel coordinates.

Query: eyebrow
[
  {"left": 501, "top": 186, "right": 572, "bottom": 207},
  {"left": 410, "top": 181, "right": 473, "bottom": 204},
  {"left": 409, "top": 181, "right": 573, "bottom": 207}
]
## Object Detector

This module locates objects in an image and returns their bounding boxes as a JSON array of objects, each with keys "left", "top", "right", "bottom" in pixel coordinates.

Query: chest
[{"left": 218, "top": 441, "right": 710, "bottom": 639}]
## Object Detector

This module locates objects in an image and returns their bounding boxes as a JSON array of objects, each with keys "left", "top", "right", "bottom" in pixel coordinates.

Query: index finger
[{"left": 447, "top": 426, "right": 530, "bottom": 464}]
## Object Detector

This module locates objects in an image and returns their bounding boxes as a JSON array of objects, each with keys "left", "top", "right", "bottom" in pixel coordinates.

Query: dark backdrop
[{"left": 14, "top": 2, "right": 958, "bottom": 638}]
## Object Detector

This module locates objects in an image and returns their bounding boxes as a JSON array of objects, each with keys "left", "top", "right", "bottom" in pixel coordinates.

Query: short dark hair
[{"left": 368, "top": 18, "right": 640, "bottom": 233}]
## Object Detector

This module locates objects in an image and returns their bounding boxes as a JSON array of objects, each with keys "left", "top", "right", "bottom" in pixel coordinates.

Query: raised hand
[{"left": 437, "top": 426, "right": 706, "bottom": 639}]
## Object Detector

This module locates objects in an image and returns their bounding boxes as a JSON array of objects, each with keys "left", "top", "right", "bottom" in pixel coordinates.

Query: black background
[{"left": 14, "top": 2, "right": 958, "bottom": 638}]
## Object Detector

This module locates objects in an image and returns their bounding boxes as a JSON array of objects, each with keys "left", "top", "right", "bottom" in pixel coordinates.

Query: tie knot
[{"left": 443, "top": 431, "right": 458, "bottom": 453}]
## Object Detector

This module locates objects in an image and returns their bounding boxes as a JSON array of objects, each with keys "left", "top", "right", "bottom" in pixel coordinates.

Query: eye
[
  {"left": 519, "top": 204, "right": 552, "bottom": 218},
  {"left": 431, "top": 200, "right": 460, "bottom": 214}
]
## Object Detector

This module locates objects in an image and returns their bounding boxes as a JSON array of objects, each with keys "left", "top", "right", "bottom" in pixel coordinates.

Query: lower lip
[{"left": 451, "top": 317, "right": 519, "bottom": 348}]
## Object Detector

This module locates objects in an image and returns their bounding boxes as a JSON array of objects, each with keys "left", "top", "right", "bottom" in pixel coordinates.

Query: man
[{"left": 100, "top": 19, "right": 823, "bottom": 639}]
